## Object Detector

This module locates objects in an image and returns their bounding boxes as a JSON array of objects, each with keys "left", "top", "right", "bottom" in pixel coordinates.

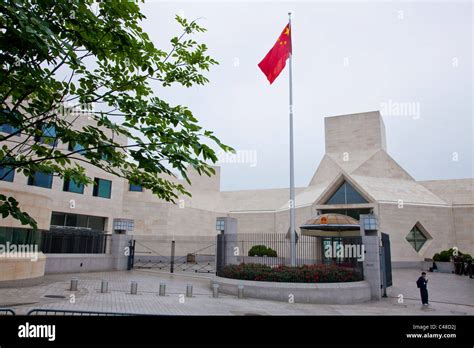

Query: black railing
[
  {"left": 26, "top": 309, "right": 148, "bottom": 316},
  {"left": 41, "top": 228, "right": 110, "bottom": 254},
  {"left": 0, "top": 308, "right": 16, "bottom": 315}
]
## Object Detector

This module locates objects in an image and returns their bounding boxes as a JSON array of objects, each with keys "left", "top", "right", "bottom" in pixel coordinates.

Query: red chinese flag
[{"left": 258, "top": 23, "right": 292, "bottom": 84}]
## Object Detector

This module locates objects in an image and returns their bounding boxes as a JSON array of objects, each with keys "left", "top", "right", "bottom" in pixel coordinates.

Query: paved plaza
[{"left": 0, "top": 268, "right": 472, "bottom": 316}]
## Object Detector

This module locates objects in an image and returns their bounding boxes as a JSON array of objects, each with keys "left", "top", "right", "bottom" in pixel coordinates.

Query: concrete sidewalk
[{"left": 0, "top": 268, "right": 472, "bottom": 316}]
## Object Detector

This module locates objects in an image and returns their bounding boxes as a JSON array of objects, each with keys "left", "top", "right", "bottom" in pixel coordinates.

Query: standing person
[{"left": 416, "top": 272, "right": 429, "bottom": 306}]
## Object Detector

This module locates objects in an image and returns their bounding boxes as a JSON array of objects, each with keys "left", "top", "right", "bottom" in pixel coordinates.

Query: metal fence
[
  {"left": 217, "top": 233, "right": 364, "bottom": 275},
  {"left": 132, "top": 236, "right": 216, "bottom": 273},
  {"left": 26, "top": 309, "right": 145, "bottom": 316},
  {"left": 0, "top": 308, "right": 16, "bottom": 315},
  {"left": 41, "top": 229, "right": 110, "bottom": 254}
]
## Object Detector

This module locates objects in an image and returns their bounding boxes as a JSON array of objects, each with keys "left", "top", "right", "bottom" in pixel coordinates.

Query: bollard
[
  {"left": 130, "top": 281, "right": 138, "bottom": 295},
  {"left": 186, "top": 284, "right": 193, "bottom": 298},
  {"left": 100, "top": 280, "right": 108, "bottom": 293},
  {"left": 70, "top": 278, "right": 78, "bottom": 291},
  {"left": 212, "top": 284, "right": 219, "bottom": 298},
  {"left": 159, "top": 282, "right": 166, "bottom": 296},
  {"left": 238, "top": 284, "right": 244, "bottom": 299}
]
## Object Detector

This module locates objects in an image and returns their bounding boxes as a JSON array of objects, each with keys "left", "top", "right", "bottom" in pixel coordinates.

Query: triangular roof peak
[{"left": 315, "top": 173, "right": 375, "bottom": 205}]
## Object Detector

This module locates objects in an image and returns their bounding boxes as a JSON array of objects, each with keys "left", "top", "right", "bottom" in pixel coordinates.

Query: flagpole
[{"left": 288, "top": 12, "right": 296, "bottom": 267}]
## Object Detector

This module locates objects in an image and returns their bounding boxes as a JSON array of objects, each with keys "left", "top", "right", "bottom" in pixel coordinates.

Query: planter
[
  {"left": 211, "top": 276, "right": 371, "bottom": 304},
  {"left": 435, "top": 261, "right": 454, "bottom": 273}
]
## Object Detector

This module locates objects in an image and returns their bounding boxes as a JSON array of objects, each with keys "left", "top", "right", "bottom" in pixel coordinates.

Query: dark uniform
[{"left": 416, "top": 276, "right": 429, "bottom": 305}]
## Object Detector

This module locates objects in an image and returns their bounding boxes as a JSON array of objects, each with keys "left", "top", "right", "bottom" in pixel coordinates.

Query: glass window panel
[
  {"left": 325, "top": 182, "right": 346, "bottom": 204},
  {"left": 28, "top": 171, "right": 53, "bottom": 188},
  {"left": 129, "top": 183, "right": 143, "bottom": 192},
  {"left": 63, "top": 178, "right": 84, "bottom": 194},
  {"left": 66, "top": 214, "right": 77, "bottom": 227},
  {"left": 0, "top": 166, "right": 14, "bottom": 182},
  {"left": 0, "top": 227, "right": 8, "bottom": 244},
  {"left": 51, "top": 212, "right": 66, "bottom": 226},
  {"left": 88, "top": 216, "right": 105, "bottom": 231},
  {"left": 0, "top": 123, "right": 20, "bottom": 135},
  {"left": 344, "top": 182, "right": 368, "bottom": 204},
  {"left": 93, "top": 178, "right": 112, "bottom": 199},
  {"left": 76, "top": 214, "right": 89, "bottom": 228},
  {"left": 69, "top": 142, "right": 87, "bottom": 155},
  {"left": 406, "top": 225, "right": 428, "bottom": 252},
  {"left": 325, "top": 181, "right": 368, "bottom": 205},
  {"left": 38, "top": 124, "right": 57, "bottom": 146}
]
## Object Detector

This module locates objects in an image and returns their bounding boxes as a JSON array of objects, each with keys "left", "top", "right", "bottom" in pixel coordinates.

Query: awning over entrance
[{"left": 300, "top": 213, "right": 360, "bottom": 236}]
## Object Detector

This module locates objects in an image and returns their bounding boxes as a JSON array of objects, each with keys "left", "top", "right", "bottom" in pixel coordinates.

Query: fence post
[
  {"left": 170, "top": 240, "right": 175, "bottom": 273},
  {"left": 127, "top": 239, "right": 135, "bottom": 271},
  {"left": 216, "top": 233, "right": 224, "bottom": 276}
]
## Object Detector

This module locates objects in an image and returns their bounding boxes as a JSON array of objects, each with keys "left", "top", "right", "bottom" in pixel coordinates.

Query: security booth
[
  {"left": 300, "top": 213, "right": 362, "bottom": 266},
  {"left": 300, "top": 213, "right": 392, "bottom": 300}
]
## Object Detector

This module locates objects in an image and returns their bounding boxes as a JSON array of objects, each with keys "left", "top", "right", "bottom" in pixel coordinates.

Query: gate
[
  {"left": 381, "top": 232, "right": 393, "bottom": 287},
  {"left": 129, "top": 237, "right": 215, "bottom": 274}
]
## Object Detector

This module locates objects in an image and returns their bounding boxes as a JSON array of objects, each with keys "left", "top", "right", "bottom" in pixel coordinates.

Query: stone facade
[{"left": 1, "top": 110, "right": 472, "bottom": 265}]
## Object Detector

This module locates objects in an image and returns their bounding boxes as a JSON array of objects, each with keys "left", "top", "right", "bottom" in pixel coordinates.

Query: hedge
[
  {"left": 220, "top": 263, "right": 363, "bottom": 283},
  {"left": 433, "top": 248, "right": 472, "bottom": 262}
]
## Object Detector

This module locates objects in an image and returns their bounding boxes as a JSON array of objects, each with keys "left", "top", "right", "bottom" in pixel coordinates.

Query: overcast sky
[{"left": 138, "top": 0, "right": 472, "bottom": 191}]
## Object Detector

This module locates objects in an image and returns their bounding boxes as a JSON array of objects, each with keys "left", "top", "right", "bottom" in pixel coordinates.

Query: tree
[{"left": 0, "top": 0, "right": 233, "bottom": 229}]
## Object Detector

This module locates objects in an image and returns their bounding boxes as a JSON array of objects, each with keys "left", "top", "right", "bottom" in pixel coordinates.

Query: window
[
  {"left": 93, "top": 178, "right": 112, "bottom": 199},
  {"left": 28, "top": 171, "right": 53, "bottom": 189},
  {"left": 50, "top": 212, "right": 66, "bottom": 226},
  {"left": 0, "top": 109, "right": 21, "bottom": 136},
  {"left": 0, "top": 161, "right": 14, "bottom": 182},
  {"left": 63, "top": 178, "right": 84, "bottom": 194},
  {"left": 68, "top": 142, "right": 87, "bottom": 155},
  {"left": 0, "top": 227, "right": 42, "bottom": 246},
  {"left": 324, "top": 181, "right": 368, "bottom": 205},
  {"left": 0, "top": 123, "right": 20, "bottom": 135},
  {"left": 129, "top": 183, "right": 143, "bottom": 192},
  {"left": 36, "top": 124, "right": 57, "bottom": 146},
  {"left": 406, "top": 224, "right": 428, "bottom": 252},
  {"left": 50, "top": 212, "right": 106, "bottom": 231}
]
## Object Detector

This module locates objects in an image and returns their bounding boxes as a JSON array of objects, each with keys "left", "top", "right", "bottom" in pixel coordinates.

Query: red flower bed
[{"left": 220, "top": 263, "right": 363, "bottom": 283}]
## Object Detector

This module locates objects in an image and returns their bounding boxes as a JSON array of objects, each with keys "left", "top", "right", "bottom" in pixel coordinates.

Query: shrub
[
  {"left": 434, "top": 251, "right": 452, "bottom": 262},
  {"left": 248, "top": 245, "right": 277, "bottom": 257},
  {"left": 433, "top": 248, "right": 469, "bottom": 262},
  {"left": 220, "top": 263, "right": 363, "bottom": 283}
]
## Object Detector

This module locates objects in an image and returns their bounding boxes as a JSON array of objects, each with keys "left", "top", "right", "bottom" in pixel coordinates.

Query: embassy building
[{"left": 0, "top": 111, "right": 472, "bottom": 284}]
